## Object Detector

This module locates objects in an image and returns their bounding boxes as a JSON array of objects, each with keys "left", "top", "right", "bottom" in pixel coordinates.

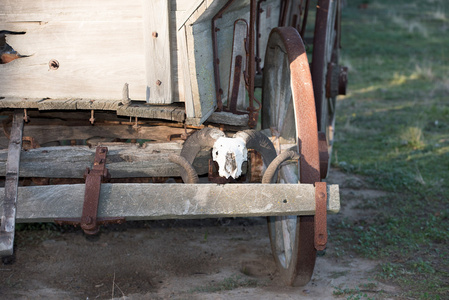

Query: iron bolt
[
  {"left": 152, "top": 31, "right": 158, "bottom": 38},
  {"left": 82, "top": 216, "right": 92, "bottom": 225},
  {"left": 49, "top": 59, "right": 59, "bottom": 70},
  {"left": 156, "top": 80, "right": 162, "bottom": 86}
]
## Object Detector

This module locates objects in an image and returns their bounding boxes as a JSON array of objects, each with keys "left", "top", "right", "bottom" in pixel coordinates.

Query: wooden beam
[
  {"left": 17, "top": 124, "right": 187, "bottom": 145},
  {"left": 0, "top": 98, "right": 186, "bottom": 122},
  {"left": 207, "top": 111, "right": 249, "bottom": 127},
  {"left": 0, "top": 183, "right": 339, "bottom": 223},
  {"left": 0, "top": 110, "right": 24, "bottom": 256},
  {"left": 178, "top": 25, "right": 195, "bottom": 118},
  {"left": 143, "top": 0, "right": 173, "bottom": 104},
  {"left": 0, "top": 144, "right": 211, "bottom": 178}
]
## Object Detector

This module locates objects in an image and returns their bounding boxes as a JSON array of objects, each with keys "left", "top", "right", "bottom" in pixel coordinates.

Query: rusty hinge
[
  {"left": 55, "top": 146, "right": 125, "bottom": 234},
  {"left": 314, "top": 182, "right": 327, "bottom": 251}
]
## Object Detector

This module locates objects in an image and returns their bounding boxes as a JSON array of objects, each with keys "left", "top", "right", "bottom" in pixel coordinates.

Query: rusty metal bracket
[
  {"left": 212, "top": 0, "right": 260, "bottom": 128},
  {"left": 22, "top": 136, "right": 40, "bottom": 150},
  {"left": 314, "top": 182, "right": 327, "bottom": 251},
  {"left": 55, "top": 146, "right": 125, "bottom": 234},
  {"left": 212, "top": 0, "right": 236, "bottom": 111}
]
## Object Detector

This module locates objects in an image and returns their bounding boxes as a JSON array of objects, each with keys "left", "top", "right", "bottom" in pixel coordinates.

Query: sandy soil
[{"left": 0, "top": 170, "right": 400, "bottom": 299}]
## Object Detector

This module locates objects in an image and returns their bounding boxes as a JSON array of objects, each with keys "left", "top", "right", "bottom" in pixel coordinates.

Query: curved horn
[
  {"left": 234, "top": 130, "right": 277, "bottom": 168},
  {"left": 180, "top": 127, "right": 225, "bottom": 164},
  {"left": 168, "top": 154, "right": 199, "bottom": 183},
  {"left": 262, "top": 150, "right": 300, "bottom": 184}
]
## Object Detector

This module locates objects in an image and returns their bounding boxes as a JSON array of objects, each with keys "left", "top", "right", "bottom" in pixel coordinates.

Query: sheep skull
[{"left": 212, "top": 137, "right": 247, "bottom": 179}]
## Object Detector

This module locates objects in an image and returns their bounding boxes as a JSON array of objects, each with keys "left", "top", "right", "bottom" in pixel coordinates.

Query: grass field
[{"left": 331, "top": 0, "right": 449, "bottom": 298}]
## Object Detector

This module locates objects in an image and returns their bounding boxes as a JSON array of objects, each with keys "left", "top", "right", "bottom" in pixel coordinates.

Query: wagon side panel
[{"left": 0, "top": 0, "right": 147, "bottom": 101}]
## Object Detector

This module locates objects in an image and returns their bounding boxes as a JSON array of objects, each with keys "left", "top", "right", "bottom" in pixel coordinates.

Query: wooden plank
[
  {"left": 0, "top": 111, "right": 24, "bottom": 256},
  {"left": 143, "top": 0, "right": 173, "bottom": 104},
  {"left": 1, "top": 17, "right": 146, "bottom": 101},
  {"left": 0, "top": 98, "right": 185, "bottom": 122},
  {"left": 178, "top": 26, "right": 195, "bottom": 118},
  {"left": 258, "top": 0, "right": 282, "bottom": 70},
  {"left": 184, "top": 23, "right": 202, "bottom": 119},
  {"left": 176, "top": 0, "right": 206, "bottom": 30},
  {"left": 37, "top": 99, "right": 77, "bottom": 110},
  {"left": 207, "top": 111, "right": 249, "bottom": 127},
  {"left": 75, "top": 100, "right": 123, "bottom": 111},
  {"left": 0, "top": 183, "right": 339, "bottom": 222},
  {"left": 0, "top": 144, "right": 210, "bottom": 178},
  {"left": 116, "top": 103, "right": 185, "bottom": 122},
  {"left": 17, "top": 124, "right": 188, "bottom": 145},
  {"left": 0, "top": 0, "right": 143, "bottom": 23},
  {"left": 0, "top": 98, "right": 41, "bottom": 109}
]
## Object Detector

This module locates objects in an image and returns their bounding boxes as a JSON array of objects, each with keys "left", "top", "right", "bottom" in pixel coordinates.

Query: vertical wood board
[{"left": 143, "top": 0, "right": 173, "bottom": 104}]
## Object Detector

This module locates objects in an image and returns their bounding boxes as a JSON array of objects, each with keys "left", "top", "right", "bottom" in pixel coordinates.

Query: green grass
[{"left": 331, "top": 0, "right": 449, "bottom": 298}]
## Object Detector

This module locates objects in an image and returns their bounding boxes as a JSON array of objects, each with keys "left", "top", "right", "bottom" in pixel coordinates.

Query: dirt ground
[{"left": 0, "top": 170, "right": 400, "bottom": 299}]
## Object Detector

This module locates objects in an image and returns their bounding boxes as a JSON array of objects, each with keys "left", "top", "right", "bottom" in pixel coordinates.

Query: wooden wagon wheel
[
  {"left": 311, "top": 0, "right": 344, "bottom": 177},
  {"left": 262, "top": 27, "right": 320, "bottom": 286}
]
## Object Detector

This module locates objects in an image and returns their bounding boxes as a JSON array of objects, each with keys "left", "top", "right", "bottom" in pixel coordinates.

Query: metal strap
[
  {"left": 314, "top": 182, "right": 328, "bottom": 251},
  {"left": 55, "top": 146, "right": 124, "bottom": 234},
  {"left": 80, "top": 147, "right": 110, "bottom": 234}
]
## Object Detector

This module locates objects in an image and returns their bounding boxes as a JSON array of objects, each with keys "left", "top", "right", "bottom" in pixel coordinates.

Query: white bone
[{"left": 212, "top": 137, "right": 247, "bottom": 179}]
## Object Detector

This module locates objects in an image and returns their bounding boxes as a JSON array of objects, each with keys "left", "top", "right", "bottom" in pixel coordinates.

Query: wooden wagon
[{"left": 0, "top": 0, "right": 347, "bottom": 286}]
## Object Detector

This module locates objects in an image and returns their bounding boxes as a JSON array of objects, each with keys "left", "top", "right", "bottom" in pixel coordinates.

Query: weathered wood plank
[
  {"left": 2, "top": 20, "right": 146, "bottom": 101},
  {"left": 0, "top": 0, "right": 143, "bottom": 23},
  {"left": 37, "top": 99, "right": 78, "bottom": 110},
  {"left": 257, "top": 0, "right": 282, "bottom": 70},
  {"left": 75, "top": 100, "right": 123, "bottom": 111},
  {"left": 0, "top": 98, "right": 41, "bottom": 109},
  {"left": 116, "top": 103, "right": 185, "bottom": 122},
  {"left": 178, "top": 26, "right": 195, "bottom": 118},
  {"left": 207, "top": 111, "right": 249, "bottom": 127},
  {"left": 0, "top": 111, "right": 24, "bottom": 256},
  {"left": 176, "top": 0, "right": 206, "bottom": 30},
  {"left": 0, "top": 98, "right": 185, "bottom": 122},
  {"left": 143, "top": 0, "right": 173, "bottom": 104},
  {"left": 0, "top": 144, "right": 210, "bottom": 178},
  {"left": 0, "top": 183, "right": 339, "bottom": 222},
  {"left": 18, "top": 124, "right": 188, "bottom": 145}
]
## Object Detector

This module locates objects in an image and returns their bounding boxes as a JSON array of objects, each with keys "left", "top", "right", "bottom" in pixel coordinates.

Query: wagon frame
[{"left": 0, "top": 0, "right": 347, "bottom": 286}]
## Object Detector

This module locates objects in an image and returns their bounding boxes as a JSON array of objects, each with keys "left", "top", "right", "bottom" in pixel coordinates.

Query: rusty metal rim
[{"left": 263, "top": 27, "right": 320, "bottom": 286}]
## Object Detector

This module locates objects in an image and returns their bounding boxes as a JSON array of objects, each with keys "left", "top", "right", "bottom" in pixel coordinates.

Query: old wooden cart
[{"left": 0, "top": 0, "right": 346, "bottom": 286}]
